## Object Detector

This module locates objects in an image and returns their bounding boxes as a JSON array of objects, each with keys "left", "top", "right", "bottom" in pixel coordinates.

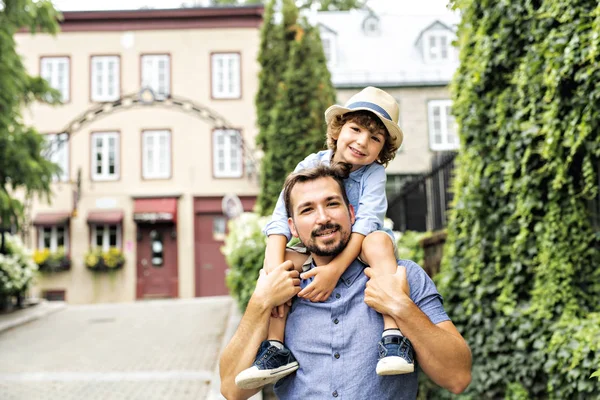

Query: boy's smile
[{"left": 332, "top": 121, "right": 386, "bottom": 170}]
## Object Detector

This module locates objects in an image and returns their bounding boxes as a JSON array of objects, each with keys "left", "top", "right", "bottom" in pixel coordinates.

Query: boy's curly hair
[{"left": 326, "top": 110, "right": 399, "bottom": 167}]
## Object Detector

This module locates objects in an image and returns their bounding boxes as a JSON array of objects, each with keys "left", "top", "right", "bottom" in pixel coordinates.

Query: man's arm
[
  {"left": 219, "top": 261, "right": 301, "bottom": 400},
  {"left": 363, "top": 267, "right": 472, "bottom": 394}
]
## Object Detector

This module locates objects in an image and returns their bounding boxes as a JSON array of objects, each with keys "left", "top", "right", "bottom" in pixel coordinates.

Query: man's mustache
[{"left": 311, "top": 223, "right": 341, "bottom": 238}]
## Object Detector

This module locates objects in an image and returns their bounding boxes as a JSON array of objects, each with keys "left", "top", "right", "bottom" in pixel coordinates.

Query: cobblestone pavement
[{"left": 0, "top": 297, "right": 233, "bottom": 400}]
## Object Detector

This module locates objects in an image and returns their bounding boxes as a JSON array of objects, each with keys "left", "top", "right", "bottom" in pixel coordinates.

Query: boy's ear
[{"left": 288, "top": 217, "right": 299, "bottom": 238}]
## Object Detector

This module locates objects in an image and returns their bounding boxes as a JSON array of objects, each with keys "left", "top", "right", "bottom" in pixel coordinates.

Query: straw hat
[{"left": 324, "top": 86, "right": 403, "bottom": 148}]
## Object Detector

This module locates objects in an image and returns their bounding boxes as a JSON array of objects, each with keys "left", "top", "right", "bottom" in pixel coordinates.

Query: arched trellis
[{"left": 50, "top": 88, "right": 259, "bottom": 177}]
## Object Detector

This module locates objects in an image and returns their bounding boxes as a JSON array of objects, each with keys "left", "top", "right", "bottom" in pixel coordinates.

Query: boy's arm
[
  {"left": 298, "top": 232, "right": 364, "bottom": 302},
  {"left": 220, "top": 262, "right": 301, "bottom": 400}
]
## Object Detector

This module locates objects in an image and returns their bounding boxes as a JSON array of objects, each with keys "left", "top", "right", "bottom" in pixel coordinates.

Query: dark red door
[
  {"left": 136, "top": 224, "right": 178, "bottom": 299},
  {"left": 195, "top": 214, "right": 229, "bottom": 297}
]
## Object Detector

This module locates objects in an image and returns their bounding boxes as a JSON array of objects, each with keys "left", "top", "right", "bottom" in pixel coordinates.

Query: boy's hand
[{"left": 298, "top": 263, "right": 344, "bottom": 302}]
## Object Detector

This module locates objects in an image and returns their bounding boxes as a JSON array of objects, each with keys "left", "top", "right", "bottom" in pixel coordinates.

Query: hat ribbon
[{"left": 347, "top": 101, "right": 392, "bottom": 121}]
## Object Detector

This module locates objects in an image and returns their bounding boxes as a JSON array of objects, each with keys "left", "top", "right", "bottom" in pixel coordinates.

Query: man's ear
[
  {"left": 348, "top": 204, "right": 356, "bottom": 225},
  {"left": 288, "top": 217, "right": 299, "bottom": 238}
]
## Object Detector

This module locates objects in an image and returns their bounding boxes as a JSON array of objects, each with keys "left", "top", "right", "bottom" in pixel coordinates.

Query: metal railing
[{"left": 387, "top": 152, "right": 458, "bottom": 232}]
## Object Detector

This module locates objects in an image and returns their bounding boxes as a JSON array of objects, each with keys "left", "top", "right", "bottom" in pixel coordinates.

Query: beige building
[{"left": 15, "top": 6, "right": 263, "bottom": 304}]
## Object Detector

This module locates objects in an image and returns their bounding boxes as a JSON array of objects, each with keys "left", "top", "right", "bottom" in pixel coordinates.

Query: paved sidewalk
[
  {"left": 0, "top": 296, "right": 260, "bottom": 400},
  {"left": 0, "top": 300, "right": 66, "bottom": 334}
]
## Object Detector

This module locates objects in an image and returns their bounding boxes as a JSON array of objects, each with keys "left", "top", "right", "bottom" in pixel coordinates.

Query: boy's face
[{"left": 331, "top": 119, "right": 386, "bottom": 170}]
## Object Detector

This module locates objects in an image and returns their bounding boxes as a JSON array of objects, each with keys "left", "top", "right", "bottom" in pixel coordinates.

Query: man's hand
[
  {"left": 254, "top": 260, "right": 301, "bottom": 311},
  {"left": 297, "top": 263, "right": 344, "bottom": 302},
  {"left": 363, "top": 265, "right": 410, "bottom": 317}
]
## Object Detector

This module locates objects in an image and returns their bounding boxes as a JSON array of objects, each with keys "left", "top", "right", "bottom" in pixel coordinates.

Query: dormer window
[
  {"left": 423, "top": 31, "right": 454, "bottom": 63},
  {"left": 362, "top": 15, "right": 380, "bottom": 36},
  {"left": 320, "top": 32, "right": 337, "bottom": 66}
]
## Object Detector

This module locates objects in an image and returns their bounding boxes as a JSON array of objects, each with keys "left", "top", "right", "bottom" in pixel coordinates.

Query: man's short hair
[{"left": 283, "top": 163, "right": 351, "bottom": 218}]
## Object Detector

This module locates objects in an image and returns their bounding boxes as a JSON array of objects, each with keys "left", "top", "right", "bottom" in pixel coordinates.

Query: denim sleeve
[
  {"left": 401, "top": 259, "right": 450, "bottom": 325},
  {"left": 352, "top": 164, "right": 387, "bottom": 236},
  {"left": 263, "top": 153, "right": 321, "bottom": 239}
]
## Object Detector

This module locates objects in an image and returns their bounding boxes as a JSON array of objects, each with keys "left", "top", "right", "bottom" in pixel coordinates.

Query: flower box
[{"left": 85, "top": 248, "right": 125, "bottom": 272}]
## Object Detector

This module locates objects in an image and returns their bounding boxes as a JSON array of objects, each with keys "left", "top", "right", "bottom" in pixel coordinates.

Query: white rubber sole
[
  {"left": 376, "top": 356, "right": 414, "bottom": 375},
  {"left": 235, "top": 362, "right": 299, "bottom": 389}
]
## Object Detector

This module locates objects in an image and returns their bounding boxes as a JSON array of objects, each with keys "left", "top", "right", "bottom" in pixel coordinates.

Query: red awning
[
  {"left": 133, "top": 198, "right": 177, "bottom": 223},
  {"left": 33, "top": 212, "right": 71, "bottom": 227},
  {"left": 87, "top": 210, "right": 124, "bottom": 225}
]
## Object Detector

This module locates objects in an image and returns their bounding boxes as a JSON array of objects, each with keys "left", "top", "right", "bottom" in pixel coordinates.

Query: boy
[{"left": 235, "top": 86, "right": 414, "bottom": 389}]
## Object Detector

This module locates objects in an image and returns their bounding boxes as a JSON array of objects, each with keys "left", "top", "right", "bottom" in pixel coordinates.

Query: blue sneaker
[
  {"left": 235, "top": 340, "right": 299, "bottom": 389},
  {"left": 376, "top": 335, "right": 415, "bottom": 375}
]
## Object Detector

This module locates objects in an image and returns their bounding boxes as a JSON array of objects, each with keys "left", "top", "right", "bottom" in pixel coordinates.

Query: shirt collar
[{"left": 326, "top": 150, "right": 366, "bottom": 182}]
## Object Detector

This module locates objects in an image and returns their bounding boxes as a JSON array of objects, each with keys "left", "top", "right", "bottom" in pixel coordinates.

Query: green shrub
[
  {"left": 223, "top": 213, "right": 269, "bottom": 311},
  {"left": 395, "top": 230, "right": 428, "bottom": 266}
]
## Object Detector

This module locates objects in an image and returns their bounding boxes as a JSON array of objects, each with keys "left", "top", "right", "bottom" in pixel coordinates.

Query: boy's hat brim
[{"left": 324, "top": 86, "right": 404, "bottom": 148}]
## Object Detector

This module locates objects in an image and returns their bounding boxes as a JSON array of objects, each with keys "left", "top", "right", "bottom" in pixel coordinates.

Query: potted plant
[
  {"left": 33, "top": 247, "right": 71, "bottom": 273},
  {"left": 85, "top": 247, "right": 125, "bottom": 272}
]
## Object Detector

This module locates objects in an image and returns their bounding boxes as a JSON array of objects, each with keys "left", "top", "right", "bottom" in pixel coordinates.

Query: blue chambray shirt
[
  {"left": 274, "top": 259, "right": 450, "bottom": 400},
  {"left": 263, "top": 150, "right": 387, "bottom": 240}
]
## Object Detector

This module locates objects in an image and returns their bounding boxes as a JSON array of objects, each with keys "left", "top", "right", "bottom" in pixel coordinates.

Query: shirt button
[
  {"left": 332, "top": 391, "right": 339, "bottom": 397},
  {"left": 334, "top": 352, "right": 340, "bottom": 359},
  {"left": 335, "top": 293, "right": 341, "bottom": 299},
  {"left": 333, "top": 318, "right": 339, "bottom": 324}
]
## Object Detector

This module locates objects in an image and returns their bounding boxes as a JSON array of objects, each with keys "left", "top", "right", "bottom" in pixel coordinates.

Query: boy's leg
[
  {"left": 235, "top": 250, "right": 308, "bottom": 389},
  {"left": 360, "top": 231, "right": 414, "bottom": 376}
]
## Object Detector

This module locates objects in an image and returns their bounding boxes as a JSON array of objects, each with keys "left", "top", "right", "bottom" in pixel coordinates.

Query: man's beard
[{"left": 298, "top": 222, "right": 351, "bottom": 257}]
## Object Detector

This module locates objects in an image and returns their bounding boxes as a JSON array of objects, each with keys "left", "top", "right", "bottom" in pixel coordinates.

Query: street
[{"left": 0, "top": 297, "right": 233, "bottom": 400}]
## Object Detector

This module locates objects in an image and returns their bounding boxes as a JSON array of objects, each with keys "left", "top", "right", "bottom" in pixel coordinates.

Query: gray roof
[{"left": 315, "top": 9, "right": 460, "bottom": 87}]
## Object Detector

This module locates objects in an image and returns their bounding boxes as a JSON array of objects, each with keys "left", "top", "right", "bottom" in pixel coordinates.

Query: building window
[
  {"left": 91, "top": 224, "right": 121, "bottom": 252},
  {"left": 320, "top": 33, "right": 337, "bottom": 65},
  {"left": 213, "top": 216, "right": 226, "bottom": 241},
  {"left": 91, "top": 132, "right": 120, "bottom": 181},
  {"left": 38, "top": 225, "right": 69, "bottom": 252},
  {"left": 423, "top": 32, "right": 453, "bottom": 63},
  {"left": 141, "top": 54, "right": 170, "bottom": 99},
  {"left": 428, "top": 100, "right": 459, "bottom": 151},
  {"left": 40, "top": 57, "right": 70, "bottom": 102},
  {"left": 43, "top": 133, "right": 69, "bottom": 182},
  {"left": 211, "top": 53, "right": 241, "bottom": 99},
  {"left": 142, "top": 130, "right": 171, "bottom": 179},
  {"left": 362, "top": 15, "right": 381, "bottom": 36},
  {"left": 91, "top": 56, "right": 120, "bottom": 102},
  {"left": 213, "top": 129, "right": 242, "bottom": 178}
]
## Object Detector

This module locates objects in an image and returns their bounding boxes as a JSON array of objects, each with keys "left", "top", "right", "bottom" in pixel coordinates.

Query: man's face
[{"left": 287, "top": 177, "right": 355, "bottom": 258}]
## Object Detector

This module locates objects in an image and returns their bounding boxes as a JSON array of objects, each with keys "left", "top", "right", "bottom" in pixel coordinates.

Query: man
[{"left": 220, "top": 165, "right": 472, "bottom": 399}]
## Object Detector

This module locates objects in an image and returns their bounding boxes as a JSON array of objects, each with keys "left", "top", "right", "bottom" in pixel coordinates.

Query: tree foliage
[
  {"left": 432, "top": 0, "right": 600, "bottom": 398},
  {"left": 255, "top": 0, "right": 336, "bottom": 214},
  {"left": 0, "top": 0, "right": 62, "bottom": 251}
]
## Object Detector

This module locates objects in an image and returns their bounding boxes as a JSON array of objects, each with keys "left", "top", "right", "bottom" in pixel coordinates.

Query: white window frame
[
  {"left": 142, "top": 130, "right": 171, "bottom": 180},
  {"left": 141, "top": 54, "right": 170, "bottom": 99},
  {"left": 428, "top": 100, "right": 459, "bottom": 151},
  {"left": 38, "top": 225, "right": 69, "bottom": 252},
  {"left": 40, "top": 57, "right": 70, "bottom": 102},
  {"left": 91, "top": 132, "right": 120, "bottom": 181},
  {"left": 423, "top": 31, "right": 454, "bottom": 63},
  {"left": 320, "top": 32, "right": 337, "bottom": 66},
  {"left": 91, "top": 56, "right": 120, "bottom": 102},
  {"left": 91, "top": 224, "right": 122, "bottom": 252},
  {"left": 211, "top": 53, "right": 241, "bottom": 99},
  {"left": 44, "top": 133, "right": 69, "bottom": 182},
  {"left": 213, "top": 129, "right": 243, "bottom": 178}
]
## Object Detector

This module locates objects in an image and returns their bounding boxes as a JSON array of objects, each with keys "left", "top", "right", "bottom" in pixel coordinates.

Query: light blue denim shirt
[
  {"left": 263, "top": 150, "right": 388, "bottom": 240},
  {"left": 274, "top": 259, "right": 450, "bottom": 400}
]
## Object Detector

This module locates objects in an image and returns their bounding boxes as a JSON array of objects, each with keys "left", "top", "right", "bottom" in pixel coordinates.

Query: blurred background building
[{"left": 16, "top": 3, "right": 459, "bottom": 303}]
